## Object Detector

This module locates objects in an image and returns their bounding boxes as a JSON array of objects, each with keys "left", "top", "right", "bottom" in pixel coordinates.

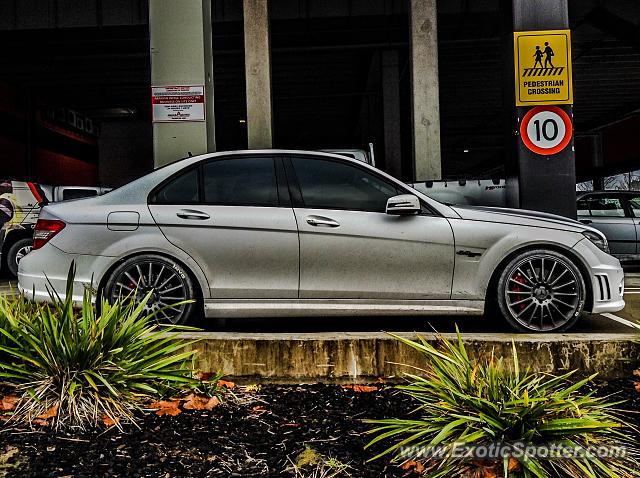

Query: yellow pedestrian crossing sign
[{"left": 514, "top": 29, "right": 573, "bottom": 106}]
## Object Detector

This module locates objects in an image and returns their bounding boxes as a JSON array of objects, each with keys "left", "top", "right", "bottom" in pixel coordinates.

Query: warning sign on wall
[
  {"left": 152, "top": 85, "right": 205, "bottom": 122},
  {"left": 514, "top": 29, "right": 573, "bottom": 106}
]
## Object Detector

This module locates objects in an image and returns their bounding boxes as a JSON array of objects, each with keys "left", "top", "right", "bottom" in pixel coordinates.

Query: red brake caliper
[{"left": 511, "top": 272, "right": 527, "bottom": 311}]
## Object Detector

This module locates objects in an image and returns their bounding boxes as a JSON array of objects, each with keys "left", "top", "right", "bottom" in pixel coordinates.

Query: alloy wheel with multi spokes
[
  {"left": 497, "top": 250, "right": 585, "bottom": 332},
  {"left": 104, "top": 255, "right": 196, "bottom": 324}
]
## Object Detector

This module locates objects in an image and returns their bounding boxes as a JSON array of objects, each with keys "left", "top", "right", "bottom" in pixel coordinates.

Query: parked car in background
[
  {"left": 577, "top": 190, "right": 640, "bottom": 262},
  {"left": 19, "top": 150, "right": 623, "bottom": 333},
  {"left": 40, "top": 185, "right": 112, "bottom": 202},
  {"left": 411, "top": 179, "right": 507, "bottom": 207},
  {"left": 0, "top": 180, "right": 110, "bottom": 277},
  {"left": 321, "top": 143, "right": 375, "bottom": 167}
]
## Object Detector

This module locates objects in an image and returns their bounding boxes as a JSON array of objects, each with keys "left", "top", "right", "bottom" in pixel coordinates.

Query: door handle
[
  {"left": 176, "top": 209, "right": 210, "bottom": 220},
  {"left": 579, "top": 219, "right": 592, "bottom": 224},
  {"left": 306, "top": 215, "right": 340, "bottom": 228}
]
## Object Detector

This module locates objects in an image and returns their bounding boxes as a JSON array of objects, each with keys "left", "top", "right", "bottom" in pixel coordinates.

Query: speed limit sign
[{"left": 519, "top": 106, "right": 573, "bottom": 155}]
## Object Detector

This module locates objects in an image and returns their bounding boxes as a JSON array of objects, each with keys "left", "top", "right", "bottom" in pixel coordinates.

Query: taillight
[{"left": 33, "top": 219, "right": 66, "bottom": 250}]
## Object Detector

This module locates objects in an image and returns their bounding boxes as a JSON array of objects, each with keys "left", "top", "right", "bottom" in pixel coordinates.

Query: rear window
[{"left": 62, "top": 189, "right": 98, "bottom": 201}]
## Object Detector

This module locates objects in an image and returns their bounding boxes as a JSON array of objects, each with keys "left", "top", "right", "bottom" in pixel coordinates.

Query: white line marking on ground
[{"left": 600, "top": 312, "right": 640, "bottom": 330}]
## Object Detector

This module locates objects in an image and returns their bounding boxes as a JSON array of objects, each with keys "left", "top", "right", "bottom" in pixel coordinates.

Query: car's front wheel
[
  {"left": 103, "top": 255, "right": 196, "bottom": 325},
  {"left": 496, "top": 249, "right": 586, "bottom": 332}
]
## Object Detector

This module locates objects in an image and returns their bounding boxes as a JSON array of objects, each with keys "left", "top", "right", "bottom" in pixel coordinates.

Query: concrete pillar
[
  {"left": 409, "top": 0, "right": 442, "bottom": 181},
  {"left": 203, "top": 0, "right": 216, "bottom": 153},
  {"left": 591, "top": 133, "right": 604, "bottom": 190},
  {"left": 149, "top": 0, "right": 215, "bottom": 167},
  {"left": 381, "top": 50, "right": 402, "bottom": 179},
  {"left": 243, "top": 0, "right": 273, "bottom": 149},
  {"left": 512, "top": 0, "right": 576, "bottom": 218}
]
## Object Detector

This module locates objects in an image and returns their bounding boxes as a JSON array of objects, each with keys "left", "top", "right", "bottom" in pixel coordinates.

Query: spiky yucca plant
[
  {"left": 0, "top": 265, "right": 198, "bottom": 429},
  {"left": 365, "top": 331, "right": 640, "bottom": 478}
]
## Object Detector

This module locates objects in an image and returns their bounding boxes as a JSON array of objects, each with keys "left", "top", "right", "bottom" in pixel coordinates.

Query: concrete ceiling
[{"left": 0, "top": 0, "right": 638, "bottom": 178}]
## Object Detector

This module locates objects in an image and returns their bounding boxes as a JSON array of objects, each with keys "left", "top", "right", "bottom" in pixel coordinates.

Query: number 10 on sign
[{"left": 519, "top": 106, "right": 573, "bottom": 156}]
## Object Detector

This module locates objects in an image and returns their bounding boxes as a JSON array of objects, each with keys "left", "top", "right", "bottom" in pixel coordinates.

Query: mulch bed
[
  {"left": 1, "top": 383, "right": 419, "bottom": 477},
  {"left": 1, "top": 378, "right": 639, "bottom": 478}
]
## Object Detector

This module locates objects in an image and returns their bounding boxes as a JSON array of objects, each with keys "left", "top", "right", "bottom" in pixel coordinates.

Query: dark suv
[{"left": 577, "top": 190, "right": 640, "bottom": 261}]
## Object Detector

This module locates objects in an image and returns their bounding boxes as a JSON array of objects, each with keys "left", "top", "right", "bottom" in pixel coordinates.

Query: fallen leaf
[
  {"left": 243, "top": 384, "right": 261, "bottom": 393},
  {"left": 482, "top": 468, "right": 498, "bottom": 478},
  {"left": 635, "top": 381, "right": 640, "bottom": 394},
  {"left": 149, "top": 400, "right": 182, "bottom": 416},
  {"left": 32, "top": 418, "right": 50, "bottom": 426},
  {"left": 217, "top": 380, "right": 235, "bottom": 389},
  {"left": 102, "top": 415, "right": 120, "bottom": 427},
  {"left": 508, "top": 458, "right": 520, "bottom": 472},
  {"left": 342, "top": 384, "right": 378, "bottom": 393},
  {"left": 194, "top": 371, "right": 217, "bottom": 381},
  {"left": 250, "top": 405, "right": 266, "bottom": 415},
  {"left": 37, "top": 405, "right": 58, "bottom": 420},
  {"left": 401, "top": 460, "right": 425, "bottom": 473},
  {"left": 0, "top": 395, "right": 19, "bottom": 412},
  {"left": 469, "top": 461, "right": 498, "bottom": 478},
  {"left": 182, "top": 393, "right": 219, "bottom": 411},
  {"left": 376, "top": 377, "right": 386, "bottom": 384}
]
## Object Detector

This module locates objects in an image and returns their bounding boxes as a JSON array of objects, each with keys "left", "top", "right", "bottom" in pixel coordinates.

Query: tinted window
[
  {"left": 291, "top": 157, "right": 398, "bottom": 212},
  {"left": 577, "top": 196, "right": 626, "bottom": 217},
  {"left": 628, "top": 196, "right": 640, "bottom": 217},
  {"left": 62, "top": 189, "right": 98, "bottom": 201},
  {"left": 203, "top": 157, "right": 278, "bottom": 206},
  {"left": 153, "top": 168, "right": 199, "bottom": 204}
]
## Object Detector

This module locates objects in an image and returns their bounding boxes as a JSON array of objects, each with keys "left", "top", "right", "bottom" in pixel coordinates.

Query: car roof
[{"left": 577, "top": 190, "right": 640, "bottom": 197}]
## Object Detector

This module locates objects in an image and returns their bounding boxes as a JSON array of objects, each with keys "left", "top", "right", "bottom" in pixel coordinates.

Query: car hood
[{"left": 451, "top": 205, "right": 588, "bottom": 233}]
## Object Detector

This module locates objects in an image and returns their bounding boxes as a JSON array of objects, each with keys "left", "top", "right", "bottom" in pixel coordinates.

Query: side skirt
[{"left": 203, "top": 299, "right": 485, "bottom": 318}]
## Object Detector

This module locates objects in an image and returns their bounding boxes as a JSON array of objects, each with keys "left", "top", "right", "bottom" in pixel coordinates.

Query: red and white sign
[
  {"left": 152, "top": 85, "right": 205, "bottom": 122},
  {"left": 520, "top": 105, "right": 572, "bottom": 155}
]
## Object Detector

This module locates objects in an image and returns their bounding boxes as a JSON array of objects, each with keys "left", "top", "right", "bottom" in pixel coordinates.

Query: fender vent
[{"left": 595, "top": 275, "right": 611, "bottom": 301}]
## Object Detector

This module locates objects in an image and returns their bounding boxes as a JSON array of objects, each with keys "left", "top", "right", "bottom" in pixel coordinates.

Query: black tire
[
  {"left": 7, "top": 238, "right": 33, "bottom": 277},
  {"left": 103, "top": 254, "right": 197, "bottom": 325},
  {"left": 496, "top": 249, "right": 586, "bottom": 333}
]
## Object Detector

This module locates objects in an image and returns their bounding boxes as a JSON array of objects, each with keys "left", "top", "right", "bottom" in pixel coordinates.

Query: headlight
[{"left": 583, "top": 230, "right": 609, "bottom": 254}]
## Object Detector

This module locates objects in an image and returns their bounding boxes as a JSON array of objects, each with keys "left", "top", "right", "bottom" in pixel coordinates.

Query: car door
[
  {"left": 623, "top": 194, "right": 640, "bottom": 256},
  {"left": 148, "top": 155, "right": 299, "bottom": 299},
  {"left": 577, "top": 194, "right": 636, "bottom": 256},
  {"left": 285, "top": 154, "right": 455, "bottom": 300}
]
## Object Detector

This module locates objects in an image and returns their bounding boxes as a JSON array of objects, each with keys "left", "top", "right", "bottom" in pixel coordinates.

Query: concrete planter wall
[{"left": 180, "top": 332, "right": 640, "bottom": 383}]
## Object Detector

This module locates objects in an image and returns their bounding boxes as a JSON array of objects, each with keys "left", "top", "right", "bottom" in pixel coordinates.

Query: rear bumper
[
  {"left": 18, "top": 244, "right": 114, "bottom": 305},
  {"left": 573, "top": 239, "right": 625, "bottom": 314}
]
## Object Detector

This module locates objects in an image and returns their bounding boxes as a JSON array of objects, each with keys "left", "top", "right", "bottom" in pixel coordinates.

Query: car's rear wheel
[
  {"left": 496, "top": 249, "right": 585, "bottom": 332},
  {"left": 104, "top": 255, "right": 196, "bottom": 325},
  {"left": 7, "top": 238, "right": 33, "bottom": 277}
]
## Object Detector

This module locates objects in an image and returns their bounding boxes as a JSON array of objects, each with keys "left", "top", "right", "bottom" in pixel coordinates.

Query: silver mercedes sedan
[{"left": 18, "top": 150, "right": 624, "bottom": 332}]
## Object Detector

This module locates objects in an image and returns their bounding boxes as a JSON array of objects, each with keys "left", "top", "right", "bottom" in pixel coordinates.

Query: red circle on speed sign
[{"left": 520, "top": 106, "right": 573, "bottom": 156}]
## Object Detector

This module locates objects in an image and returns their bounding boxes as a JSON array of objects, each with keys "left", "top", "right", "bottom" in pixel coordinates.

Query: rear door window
[{"left": 202, "top": 156, "right": 278, "bottom": 207}]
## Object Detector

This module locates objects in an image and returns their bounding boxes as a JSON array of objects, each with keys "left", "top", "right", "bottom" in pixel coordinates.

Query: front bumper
[
  {"left": 573, "top": 239, "right": 625, "bottom": 314},
  {"left": 18, "top": 244, "right": 114, "bottom": 305}
]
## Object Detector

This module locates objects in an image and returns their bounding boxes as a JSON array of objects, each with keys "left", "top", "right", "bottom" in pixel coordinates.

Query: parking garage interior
[{"left": 0, "top": 0, "right": 639, "bottom": 190}]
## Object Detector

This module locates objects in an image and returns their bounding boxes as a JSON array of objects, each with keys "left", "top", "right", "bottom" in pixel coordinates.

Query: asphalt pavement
[{"left": 1, "top": 270, "right": 639, "bottom": 334}]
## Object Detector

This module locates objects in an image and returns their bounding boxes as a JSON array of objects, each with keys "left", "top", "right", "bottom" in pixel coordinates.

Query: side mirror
[{"left": 386, "top": 194, "right": 421, "bottom": 215}]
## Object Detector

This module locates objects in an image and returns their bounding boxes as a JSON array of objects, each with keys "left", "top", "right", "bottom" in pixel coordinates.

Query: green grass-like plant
[
  {"left": 365, "top": 330, "right": 640, "bottom": 477},
  {"left": 0, "top": 265, "right": 198, "bottom": 429}
]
